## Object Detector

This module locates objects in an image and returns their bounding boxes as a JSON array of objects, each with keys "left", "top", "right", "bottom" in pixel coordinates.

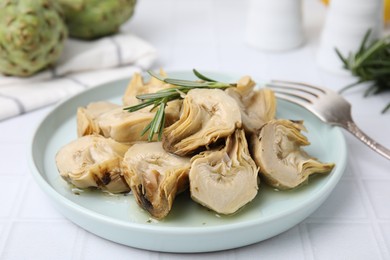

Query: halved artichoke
[
  {"left": 122, "top": 70, "right": 182, "bottom": 126},
  {"left": 77, "top": 101, "right": 120, "bottom": 137},
  {"left": 163, "top": 88, "right": 242, "bottom": 156},
  {"left": 189, "top": 129, "right": 258, "bottom": 215},
  {"left": 123, "top": 70, "right": 171, "bottom": 107},
  {"left": 77, "top": 103, "right": 157, "bottom": 143},
  {"left": 95, "top": 107, "right": 156, "bottom": 143},
  {"left": 55, "top": 135, "right": 130, "bottom": 193},
  {"left": 251, "top": 119, "right": 335, "bottom": 190},
  {"left": 225, "top": 76, "right": 276, "bottom": 133},
  {"left": 122, "top": 142, "right": 191, "bottom": 219}
]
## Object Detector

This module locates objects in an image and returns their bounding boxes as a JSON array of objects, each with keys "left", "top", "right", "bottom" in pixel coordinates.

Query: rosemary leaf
[
  {"left": 163, "top": 78, "right": 209, "bottom": 88},
  {"left": 123, "top": 99, "right": 155, "bottom": 112},
  {"left": 137, "top": 91, "right": 178, "bottom": 100},
  {"left": 336, "top": 30, "right": 390, "bottom": 113},
  {"left": 140, "top": 121, "right": 152, "bottom": 136},
  {"left": 193, "top": 69, "right": 217, "bottom": 82}
]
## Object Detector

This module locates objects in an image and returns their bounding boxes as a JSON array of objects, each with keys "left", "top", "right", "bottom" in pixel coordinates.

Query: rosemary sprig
[
  {"left": 336, "top": 30, "right": 390, "bottom": 113},
  {"left": 123, "top": 69, "right": 237, "bottom": 141}
]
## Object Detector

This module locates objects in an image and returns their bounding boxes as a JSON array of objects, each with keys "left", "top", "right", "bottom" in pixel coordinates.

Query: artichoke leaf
[
  {"left": 251, "top": 119, "right": 335, "bottom": 190},
  {"left": 77, "top": 102, "right": 158, "bottom": 143},
  {"left": 225, "top": 76, "right": 276, "bottom": 134},
  {"left": 123, "top": 69, "right": 172, "bottom": 106},
  {"left": 163, "top": 88, "right": 242, "bottom": 156},
  {"left": 77, "top": 101, "right": 120, "bottom": 137},
  {"left": 189, "top": 129, "right": 259, "bottom": 215},
  {"left": 122, "top": 142, "right": 191, "bottom": 219},
  {"left": 55, "top": 135, "right": 130, "bottom": 193}
]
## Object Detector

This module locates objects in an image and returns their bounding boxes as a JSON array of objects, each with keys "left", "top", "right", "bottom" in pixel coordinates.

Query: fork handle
[{"left": 344, "top": 121, "right": 390, "bottom": 160}]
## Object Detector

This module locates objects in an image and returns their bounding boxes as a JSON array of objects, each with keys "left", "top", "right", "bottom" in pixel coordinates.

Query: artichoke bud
[
  {"left": 0, "top": 0, "right": 68, "bottom": 77},
  {"left": 58, "top": 0, "right": 137, "bottom": 40}
]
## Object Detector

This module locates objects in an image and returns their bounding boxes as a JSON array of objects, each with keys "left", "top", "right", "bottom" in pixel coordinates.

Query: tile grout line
[
  {"left": 71, "top": 227, "right": 87, "bottom": 260},
  {"left": 350, "top": 157, "right": 390, "bottom": 259},
  {"left": 298, "top": 222, "right": 315, "bottom": 260},
  {"left": 0, "top": 176, "right": 29, "bottom": 258}
]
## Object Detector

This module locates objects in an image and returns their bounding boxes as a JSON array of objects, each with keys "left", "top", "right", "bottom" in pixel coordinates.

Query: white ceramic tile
[
  {"left": 0, "top": 107, "right": 51, "bottom": 143},
  {"left": 1, "top": 221, "right": 78, "bottom": 260},
  {"left": 216, "top": 44, "right": 268, "bottom": 79},
  {"left": 309, "top": 179, "right": 367, "bottom": 219},
  {"left": 159, "top": 251, "right": 236, "bottom": 260},
  {"left": 0, "top": 222, "right": 5, "bottom": 243},
  {"left": 0, "top": 98, "right": 20, "bottom": 122},
  {"left": 348, "top": 143, "right": 389, "bottom": 180},
  {"left": 0, "top": 143, "right": 28, "bottom": 175},
  {"left": 0, "top": 176, "right": 23, "bottom": 218},
  {"left": 307, "top": 223, "right": 382, "bottom": 260},
  {"left": 379, "top": 223, "right": 390, "bottom": 253},
  {"left": 17, "top": 180, "right": 63, "bottom": 219},
  {"left": 234, "top": 226, "right": 305, "bottom": 260},
  {"left": 170, "top": 44, "right": 219, "bottom": 70},
  {"left": 81, "top": 232, "right": 155, "bottom": 260},
  {"left": 265, "top": 47, "right": 320, "bottom": 83},
  {"left": 364, "top": 180, "right": 390, "bottom": 219},
  {"left": 340, "top": 157, "right": 354, "bottom": 179}
]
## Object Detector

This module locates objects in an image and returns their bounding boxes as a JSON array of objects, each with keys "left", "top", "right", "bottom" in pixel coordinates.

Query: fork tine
[
  {"left": 270, "top": 80, "right": 329, "bottom": 94},
  {"left": 273, "top": 92, "right": 327, "bottom": 122},
  {"left": 266, "top": 83, "right": 317, "bottom": 103},
  {"left": 273, "top": 92, "right": 312, "bottom": 107}
]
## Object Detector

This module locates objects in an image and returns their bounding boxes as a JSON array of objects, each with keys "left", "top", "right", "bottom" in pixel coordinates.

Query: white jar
[
  {"left": 245, "top": 0, "right": 304, "bottom": 51},
  {"left": 316, "top": 0, "right": 383, "bottom": 74}
]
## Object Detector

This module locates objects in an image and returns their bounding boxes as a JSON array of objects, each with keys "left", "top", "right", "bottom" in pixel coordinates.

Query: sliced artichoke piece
[
  {"left": 77, "top": 102, "right": 158, "bottom": 142},
  {"left": 123, "top": 70, "right": 171, "bottom": 106},
  {"left": 122, "top": 142, "right": 191, "bottom": 219},
  {"left": 97, "top": 107, "right": 156, "bottom": 143},
  {"left": 225, "top": 76, "right": 276, "bottom": 133},
  {"left": 77, "top": 101, "right": 120, "bottom": 137},
  {"left": 163, "top": 88, "right": 242, "bottom": 156},
  {"left": 251, "top": 119, "right": 335, "bottom": 190},
  {"left": 55, "top": 135, "right": 130, "bottom": 193},
  {"left": 189, "top": 129, "right": 258, "bottom": 215},
  {"left": 122, "top": 70, "right": 182, "bottom": 126}
]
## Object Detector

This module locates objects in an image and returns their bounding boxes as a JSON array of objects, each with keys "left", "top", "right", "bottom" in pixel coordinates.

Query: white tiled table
[{"left": 1, "top": 0, "right": 390, "bottom": 259}]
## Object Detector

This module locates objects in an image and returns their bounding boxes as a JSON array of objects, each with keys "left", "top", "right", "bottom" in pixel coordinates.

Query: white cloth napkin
[{"left": 0, "top": 32, "right": 157, "bottom": 121}]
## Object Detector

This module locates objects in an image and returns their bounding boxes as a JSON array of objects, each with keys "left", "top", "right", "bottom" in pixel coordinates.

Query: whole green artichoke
[
  {"left": 0, "top": 0, "right": 68, "bottom": 77},
  {"left": 58, "top": 0, "right": 137, "bottom": 40}
]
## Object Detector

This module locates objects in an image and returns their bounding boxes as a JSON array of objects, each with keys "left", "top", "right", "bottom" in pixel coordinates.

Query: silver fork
[{"left": 267, "top": 80, "right": 390, "bottom": 160}]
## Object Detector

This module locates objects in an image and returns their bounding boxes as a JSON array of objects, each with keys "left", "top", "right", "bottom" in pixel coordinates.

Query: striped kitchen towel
[{"left": 0, "top": 32, "right": 157, "bottom": 121}]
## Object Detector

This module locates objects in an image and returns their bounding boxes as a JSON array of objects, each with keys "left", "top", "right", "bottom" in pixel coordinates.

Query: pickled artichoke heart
[
  {"left": 77, "top": 101, "right": 120, "bottom": 137},
  {"left": 123, "top": 71, "right": 182, "bottom": 126},
  {"left": 189, "top": 129, "right": 258, "bottom": 215},
  {"left": 0, "top": 0, "right": 67, "bottom": 76},
  {"left": 55, "top": 135, "right": 130, "bottom": 193},
  {"left": 58, "top": 0, "right": 136, "bottom": 40},
  {"left": 123, "top": 70, "right": 171, "bottom": 106},
  {"left": 123, "top": 142, "right": 191, "bottom": 219},
  {"left": 225, "top": 76, "right": 276, "bottom": 133},
  {"left": 251, "top": 119, "right": 335, "bottom": 190},
  {"left": 77, "top": 103, "right": 157, "bottom": 142},
  {"left": 163, "top": 88, "right": 242, "bottom": 156}
]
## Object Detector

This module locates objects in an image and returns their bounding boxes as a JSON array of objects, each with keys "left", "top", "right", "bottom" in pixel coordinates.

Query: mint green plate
[{"left": 29, "top": 71, "right": 347, "bottom": 253}]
